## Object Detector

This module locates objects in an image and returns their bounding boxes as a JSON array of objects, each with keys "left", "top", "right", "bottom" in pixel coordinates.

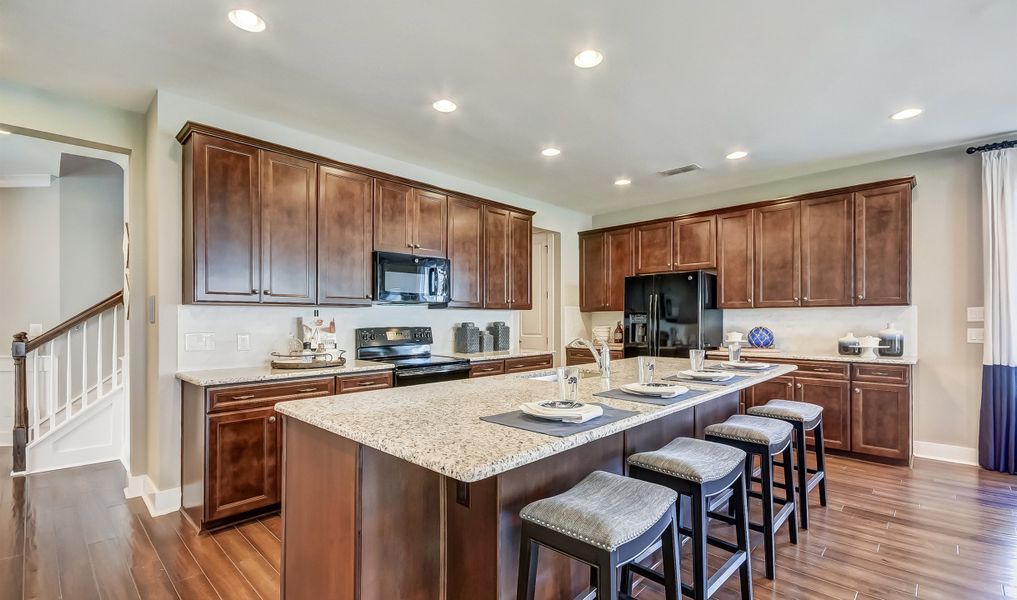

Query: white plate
[
  {"left": 680, "top": 370, "right": 733, "bottom": 381},
  {"left": 722, "top": 361, "right": 771, "bottom": 370},
  {"left": 621, "top": 382, "right": 689, "bottom": 398}
]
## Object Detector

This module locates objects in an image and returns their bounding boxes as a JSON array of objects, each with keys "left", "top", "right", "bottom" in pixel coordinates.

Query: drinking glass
[
  {"left": 638, "top": 356, "right": 656, "bottom": 384},
  {"left": 689, "top": 349, "right": 706, "bottom": 372},
  {"left": 557, "top": 367, "right": 580, "bottom": 403},
  {"left": 727, "top": 343, "right": 742, "bottom": 363}
]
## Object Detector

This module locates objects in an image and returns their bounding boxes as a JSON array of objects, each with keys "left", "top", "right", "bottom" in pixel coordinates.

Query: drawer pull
[
  {"left": 232, "top": 394, "right": 257, "bottom": 400},
  {"left": 855, "top": 388, "right": 861, "bottom": 393},
  {"left": 796, "top": 383, "right": 802, "bottom": 389},
  {"left": 268, "top": 416, "right": 277, "bottom": 423},
  {"left": 812, "top": 367, "right": 829, "bottom": 372},
  {"left": 358, "top": 380, "right": 378, "bottom": 386},
  {"left": 871, "top": 371, "right": 888, "bottom": 376},
  {"left": 297, "top": 388, "right": 319, "bottom": 393}
]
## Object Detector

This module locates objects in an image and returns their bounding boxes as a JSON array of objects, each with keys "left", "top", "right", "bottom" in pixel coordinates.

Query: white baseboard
[
  {"left": 913, "top": 441, "right": 978, "bottom": 466},
  {"left": 124, "top": 474, "right": 181, "bottom": 517}
]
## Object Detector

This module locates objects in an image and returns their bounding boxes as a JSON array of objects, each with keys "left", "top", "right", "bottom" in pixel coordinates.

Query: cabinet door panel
[
  {"left": 674, "top": 215, "right": 716, "bottom": 270},
  {"left": 509, "top": 212, "right": 533, "bottom": 309},
  {"left": 717, "top": 210, "right": 754, "bottom": 308},
  {"left": 483, "top": 206, "right": 510, "bottom": 308},
  {"left": 854, "top": 183, "right": 911, "bottom": 305},
  {"left": 190, "top": 134, "right": 261, "bottom": 302},
  {"left": 260, "top": 151, "right": 317, "bottom": 304},
  {"left": 447, "top": 196, "right": 484, "bottom": 307},
  {"left": 413, "top": 189, "right": 448, "bottom": 257},
  {"left": 851, "top": 382, "right": 910, "bottom": 459},
  {"left": 748, "top": 375, "right": 795, "bottom": 410},
  {"left": 373, "top": 180, "right": 413, "bottom": 253},
  {"left": 318, "top": 166, "right": 373, "bottom": 305},
  {"left": 605, "top": 228, "right": 635, "bottom": 311},
  {"left": 794, "top": 377, "right": 850, "bottom": 451},
  {"left": 754, "top": 201, "right": 801, "bottom": 308},
  {"left": 634, "top": 222, "right": 674, "bottom": 274},
  {"left": 207, "top": 407, "right": 279, "bottom": 522},
  {"left": 579, "top": 232, "right": 607, "bottom": 312},
  {"left": 801, "top": 194, "right": 853, "bottom": 306}
]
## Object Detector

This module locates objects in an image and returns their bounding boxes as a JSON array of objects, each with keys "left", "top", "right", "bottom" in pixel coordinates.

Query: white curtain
[{"left": 979, "top": 147, "right": 1017, "bottom": 472}]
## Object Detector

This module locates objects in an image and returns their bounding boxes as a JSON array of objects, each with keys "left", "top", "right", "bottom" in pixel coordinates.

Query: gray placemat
[
  {"left": 663, "top": 374, "right": 751, "bottom": 387},
  {"left": 480, "top": 403, "right": 639, "bottom": 437},
  {"left": 592, "top": 387, "right": 712, "bottom": 406}
]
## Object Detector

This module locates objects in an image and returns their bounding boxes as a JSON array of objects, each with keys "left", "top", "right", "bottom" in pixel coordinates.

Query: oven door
[
  {"left": 374, "top": 252, "right": 451, "bottom": 304},
  {"left": 394, "top": 364, "right": 471, "bottom": 387}
]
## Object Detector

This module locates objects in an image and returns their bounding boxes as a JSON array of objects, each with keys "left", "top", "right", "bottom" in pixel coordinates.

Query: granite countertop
[
  {"left": 275, "top": 357, "right": 797, "bottom": 482},
  {"left": 445, "top": 349, "right": 554, "bottom": 363},
  {"left": 705, "top": 349, "right": 917, "bottom": 365},
  {"left": 176, "top": 360, "right": 394, "bottom": 387}
]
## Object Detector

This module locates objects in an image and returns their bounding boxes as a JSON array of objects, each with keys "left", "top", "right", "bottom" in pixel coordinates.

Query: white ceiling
[{"left": 2, "top": 1, "right": 1015, "bottom": 214}]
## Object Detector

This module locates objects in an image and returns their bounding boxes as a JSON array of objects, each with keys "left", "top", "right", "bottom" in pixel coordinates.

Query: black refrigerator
[{"left": 623, "top": 271, "right": 723, "bottom": 358}]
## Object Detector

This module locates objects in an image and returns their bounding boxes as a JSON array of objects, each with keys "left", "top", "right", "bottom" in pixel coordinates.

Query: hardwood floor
[{"left": 0, "top": 449, "right": 1013, "bottom": 598}]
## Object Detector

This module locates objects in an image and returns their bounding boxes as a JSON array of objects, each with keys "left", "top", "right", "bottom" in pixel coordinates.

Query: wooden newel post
[{"left": 12, "top": 332, "right": 28, "bottom": 473}]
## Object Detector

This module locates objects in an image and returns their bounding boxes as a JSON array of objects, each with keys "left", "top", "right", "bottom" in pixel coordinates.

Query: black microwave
[{"left": 374, "top": 252, "right": 451, "bottom": 305}]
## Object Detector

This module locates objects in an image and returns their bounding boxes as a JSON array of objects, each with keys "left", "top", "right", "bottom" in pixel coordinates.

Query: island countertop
[{"left": 275, "top": 357, "right": 796, "bottom": 482}]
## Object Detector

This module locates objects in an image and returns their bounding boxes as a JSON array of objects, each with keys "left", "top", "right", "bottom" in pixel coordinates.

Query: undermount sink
[{"left": 526, "top": 370, "right": 600, "bottom": 382}]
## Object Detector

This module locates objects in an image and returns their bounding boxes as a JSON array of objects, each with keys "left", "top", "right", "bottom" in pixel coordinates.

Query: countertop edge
[
  {"left": 705, "top": 351, "right": 917, "bottom": 365},
  {"left": 176, "top": 363, "right": 395, "bottom": 387}
]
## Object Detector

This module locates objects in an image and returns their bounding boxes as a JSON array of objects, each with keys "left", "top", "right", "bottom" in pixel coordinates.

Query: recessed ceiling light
[
  {"left": 614, "top": 178, "right": 631, "bottom": 186},
  {"left": 228, "top": 9, "right": 266, "bottom": 32},
  {"left": 541, "top": 147, "right": 561, "bottom": 157},
  {"left": 890, "top": 107, "right": 923, "bottom": 120},
  {"left": 725, "top": 150, "right": 749, "bottom": 160},
  {"left": 432, "top": 99, "right": 457, "bottom": 113},
  {"left": 573, "top": 50, "right": 604, "bottom": 69}
]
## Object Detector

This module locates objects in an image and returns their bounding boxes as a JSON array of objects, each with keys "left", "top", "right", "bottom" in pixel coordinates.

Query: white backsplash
[
  {"left": 583, "top": 306, "right": 918, "bottom": 357},
  {"left": 177, "top": 304, "right": 517, "bottom": 371}
]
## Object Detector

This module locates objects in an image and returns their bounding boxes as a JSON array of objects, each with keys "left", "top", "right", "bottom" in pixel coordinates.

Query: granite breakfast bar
[{"left": 274, "top": 357, "right": 797, "bottom": 600}]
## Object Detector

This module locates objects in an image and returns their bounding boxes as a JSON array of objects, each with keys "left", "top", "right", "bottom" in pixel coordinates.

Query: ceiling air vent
[{"left": 658, "top": 163, "right": 702, "bottom": 177}]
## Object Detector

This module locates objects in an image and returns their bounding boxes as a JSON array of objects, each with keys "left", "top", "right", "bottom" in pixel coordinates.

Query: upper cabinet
[
  {"left": 674, "top": 215, "right": 716, "bottom": 270},
  {"left": 373, "top": 182, "right": 447, "bottom": 257},
  {"left": 580, "top": 228, "right": 634, "bottom": 312},
  {"left": 509, "top": 212, "right": 533, "bottom": 309},
  {"left": 605, "top": 228, "right": 634, "bottom": 311},
  {"left": 854, "top": 183, "right": 911, "bottom": 305},
  {"left": 318, "top": 166, "right": 373, "bottom": 305},
  {"left": 260, "top": 150, "right": 318, "bottom": 304},
  {"left": 753, "top": 201, "right": 801, "bottom": 308},
  {"left": 717, "top": 210, "right": 754, "bottom": 308},
  {"left": 801, "top": 193, "right": 853, "bottom": 306},
  {"left": 483, "top": 207, "right": 532, "bottom": 309},
  {"left": 447, "top": 196, "right": 484, "bottom": 308},
  {"left": 412, "top": 189, "right": 448, "bottom": 258},
  {"left": 634, "top": 221, "right": 674, "bottom": 274}
]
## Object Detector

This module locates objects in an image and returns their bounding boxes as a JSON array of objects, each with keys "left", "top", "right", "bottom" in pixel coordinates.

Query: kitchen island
[{"left": 275, "top": 357, "right": 796, "bottom": 600}]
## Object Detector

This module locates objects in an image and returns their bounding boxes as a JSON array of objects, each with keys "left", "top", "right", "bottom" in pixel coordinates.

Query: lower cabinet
[
  {"left": 469, "top": 354, "right": 554, "bottom": 377},
  {"left": 794, "top": 376, "right": 850, "bottom": 451},
  {"left": 181, "top": 371, "right": 393, "bottom": 531},
  {"left": 851, "top": 381, "right": 910, "bottom": 459},
  {"left": 565, "top": 346, "right": 623, "bottom": 366}
]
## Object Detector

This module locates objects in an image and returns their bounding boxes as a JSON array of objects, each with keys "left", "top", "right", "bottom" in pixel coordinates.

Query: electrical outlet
[
  {"left": 185, "top": 332, "right": 216, "bottom": 351},
  {"left": 237, "top": 334, "right": 251, "bottom": 351},
  {"left": 967, "top": 306, "right": 985, "bottom": 322},
  {"left": 967, "top": 328, "right": 985, "bottom": 343}
]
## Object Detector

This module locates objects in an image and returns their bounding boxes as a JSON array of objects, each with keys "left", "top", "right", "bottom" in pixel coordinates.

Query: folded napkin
[{"left": 519, "top": 401, "right": 604, "bottom": 423}]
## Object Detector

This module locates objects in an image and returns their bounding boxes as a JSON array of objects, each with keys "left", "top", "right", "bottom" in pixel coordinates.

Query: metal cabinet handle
[
  {"left": 793, "top": 297, "right": 799, "bottom": 302},
  {"left": 857, "top": 294, "right": 864, "bottom": 300},
  {"left": 855, "top": 388, "right": 861, "bottom": 393},
  {"left": 803, "top": 296, "right": 809, "bottom": 300},
  {"left": 872, "top": 371, "right": 887, "bottom": 376},
  {"left": 263, "top": 289, "right": 271, "bottom": 296},
  {"left": 796, "top": 383, "right": 802, "bottom": 389},
  {"left": 297, "top": 388, "right": 318, "bottom": 393},
  {"left": 232, "top": 394, "right": 256, "bottom": 400},
  {"left": 268, "top": 416, "right": 276, "bottom": 423},
  {"left": 786, "top": 382, "right": 793, "bottom": 388},
  {"left": 813, "top": 367, "right": 829, "bottom": 372},
  {"left": 407, "top": 243, "right": 414, "bottom": 248},
  {"left": 251, "top": 289, "right": 258, "bottom": 294},
  {"left": 358, "top": 381, "right": 377, "bottom": 386}
]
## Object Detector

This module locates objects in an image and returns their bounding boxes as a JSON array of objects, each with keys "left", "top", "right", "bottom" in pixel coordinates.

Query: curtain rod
[{"left": 966, "top": 140, "right": 1017, "bottom": 154}]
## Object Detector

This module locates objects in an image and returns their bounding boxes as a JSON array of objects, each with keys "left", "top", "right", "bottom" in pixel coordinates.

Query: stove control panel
[{"left": 356, "top": 327, "right": 433, "bottom": 348}]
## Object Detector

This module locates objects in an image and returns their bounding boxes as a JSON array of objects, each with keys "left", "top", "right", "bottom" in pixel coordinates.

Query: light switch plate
[
  {"left": 185, "top": 332, "right": 215, "bottom": 351},
  {"left": 237, "top": 334, "right": 251, "bottom": 351},
  {"left": 967, "top": 328, "right": 985, "bottom": 343},
  {"left": 967, "top": 306, "right": 985, "bottom": 322}
]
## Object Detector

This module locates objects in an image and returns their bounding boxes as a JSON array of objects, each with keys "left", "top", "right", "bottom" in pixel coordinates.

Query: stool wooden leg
[
  {"left": 595, "top": 554, "right": 619, "bottom": 600},
  {"left": 782, "top": 445, "right": 799, "bottom": 545},
  {"left": 661, "top": 514, "right": 680, "bottom": 600},
  {"left": 732, "top": 471, "right": 753, "bottom": 600},
  {"left": 760, "top": 452, "right": 776, "bottom": 580},
  {"left": 795, "top": 424, "right": 810, "bottom": 530},
  {"left": 691, "top": 492, "right": 709, "bottom": 600},
  {"left": 517, "top": 526, "right": 538, "bottom": 600},
  {"left": 814, "top": 421, "right": 829, "bottom": 507}
]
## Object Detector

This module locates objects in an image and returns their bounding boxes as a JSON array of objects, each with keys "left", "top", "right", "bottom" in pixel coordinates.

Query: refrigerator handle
[{"left": 650, "top": 293, "right": 658, "bottom": 356}]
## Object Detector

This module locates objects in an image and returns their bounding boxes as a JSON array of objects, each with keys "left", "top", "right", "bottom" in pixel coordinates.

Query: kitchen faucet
[{"left": 570, "top": 338, "right": 611, "bottom": 377}]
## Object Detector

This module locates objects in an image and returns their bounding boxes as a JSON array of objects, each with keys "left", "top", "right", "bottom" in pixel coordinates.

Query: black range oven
[{"left": 355, "top": 327, "right": 470, "bottom": 387}]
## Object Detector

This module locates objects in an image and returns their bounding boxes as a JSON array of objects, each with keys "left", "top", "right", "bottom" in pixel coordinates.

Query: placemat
[
  {"left": 592, "top": 387, "right": 712, "bottom": 406},
  {"left": 480, "top": 403, "right": 638, "bottom": 437},
  {"left": 663, "top": 374, "right": 751, "bottom": 387}
]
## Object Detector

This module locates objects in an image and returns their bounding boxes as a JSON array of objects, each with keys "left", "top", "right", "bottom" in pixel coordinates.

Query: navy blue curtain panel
[{"left": 980, "top": 365, "right": 1017, "bottom": 473}]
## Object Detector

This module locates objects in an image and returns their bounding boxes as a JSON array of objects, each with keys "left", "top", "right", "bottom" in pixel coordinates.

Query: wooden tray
[{"left": 271, "top": 358, "right": 346, "bottom": 370}]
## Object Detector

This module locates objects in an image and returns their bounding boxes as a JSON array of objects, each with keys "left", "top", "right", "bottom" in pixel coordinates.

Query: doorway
[{"left": 519, "top": 229, "right": 560, "bottom": 360}]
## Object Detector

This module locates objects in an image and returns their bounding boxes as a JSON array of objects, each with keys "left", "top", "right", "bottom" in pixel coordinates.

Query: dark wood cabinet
[
  {"left": 509, "top": 211, "right": 532, "bottom": 309},
  {"left": 484, "top": 207, "right": 532, "bottom": 309},
  {"left": 206, "top": 406, "right": 280, "bottom": 523},
  {"left": 747, "top": 375, "right": 795, "bottom": 410},
  {"left": 372, "top": 180, "right": 414, "bottom": 254},
  {"left": 801, "top": 193, "right": 853, "bottom": 306},
  {"left": 754, "top": 201, "right": 801, "bottom": 308},
  {"left": 634, "top": 221, "right": 674, "bottom": 274},
  {"left": 717, "top": 209, "right": 754, "bottom": 308},
  {"left": 674, "top": 215, "right": 716, "bottom": 270},
  {"left": 184, "top": 133, "right": 262, "bottom": 303},
  {"left": 794, "top": 377, "right": 850, "bottom": 451},
  {"left": 469, "top": 361, "right": 506, "bottom": 378},
  {"left": 605, "top": 228, "right": 635, "bottom": 310},
  {"left": 260, "top": 151, "right": 317, "bottom": 304},
  {"left": 579, "top": 232, "right": 608, "bottom": 312},
  {"left": 504, "top": 354, "right": 554, "bottom": 373},
  {"left": 851, "top": 382, "right": 910, "bottom": 459},
  {"left": 565, "top": 347, "right": 623, "bottom": 366},
  {"left": 413, "top": 189, "right": 448, "bottom": 258},
  {"left": 317, "top": 166, "right": 373, "bottom": 305},
  {"left": 447, "top": 196, "right": 484, "bottom": 307},
  {"left": 854, "top": 183, "right": 911, "bottom": 305}
]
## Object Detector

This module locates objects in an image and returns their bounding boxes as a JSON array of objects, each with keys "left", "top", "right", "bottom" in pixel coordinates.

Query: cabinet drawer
[
  {"left": 207, "top": 378, "right": 335, "bottom": 413},
  {"left": 565, "top": 348, "right": 597, "bottom": 366},
  {"left": 504, "top": 354, "right": 554, "bottom": 373},
  {"left": 851, "top": 364, "right": 909, "bottom": 384},
  {"left": 470, "top": 361, "right": 506, "bottom": 378},
  {"left": 793, "top": 361, "right": 849, "bottom": 380},
  {"left": 337, "top": 371, "right": 394, "bottom": 393}
]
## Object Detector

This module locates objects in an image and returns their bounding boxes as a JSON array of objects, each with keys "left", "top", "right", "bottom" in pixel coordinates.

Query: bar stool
[
  {"left": 517, "top": 470, "right": 681, "bottom": 600},
  {"left": 623, "top": 437, "right": 752, "bottom": 600},
  {"left": 705, "top": 415, "right": 798, "bottom": 580},
  {"left": 747, "top": 399, "right": 827, "bottom": 530}
]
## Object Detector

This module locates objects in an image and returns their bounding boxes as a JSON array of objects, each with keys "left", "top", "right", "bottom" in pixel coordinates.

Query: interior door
[{"left": 519, "top": 231, "right": 551, "bottom": 351}]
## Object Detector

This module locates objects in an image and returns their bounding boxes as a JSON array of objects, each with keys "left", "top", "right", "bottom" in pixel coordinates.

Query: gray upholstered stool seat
[
  {"left": 629, "top": 437, "right": 747, "bottom": 484},
  {"left": 704, "top": 414, "right": 793, "bottom": 447},
  {"left": 519, "top": 470, "right": 677, "bottom": 551},
  {"left": 747, "top": 399, "right": 823, "bottom": 424}
]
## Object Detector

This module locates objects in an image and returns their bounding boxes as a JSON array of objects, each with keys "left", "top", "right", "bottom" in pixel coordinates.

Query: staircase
[{"left": 10, "top": 291, "right": 126, "bottom": 474}]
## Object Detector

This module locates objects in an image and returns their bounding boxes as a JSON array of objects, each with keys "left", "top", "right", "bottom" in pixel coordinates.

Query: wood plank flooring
[{"left": 0, "top": 449, "right": 1014, "bottom": 598}]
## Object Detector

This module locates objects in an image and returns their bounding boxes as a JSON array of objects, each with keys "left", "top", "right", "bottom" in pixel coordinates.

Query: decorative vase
[
  {"left": 747, "top": 326, "right": 775, "bottom": 349},
  {"left": 838, "top": 332, "right": 861, "bottom": 356},
  {"left": 878, "top": 323, "right": 904, "bottom": 357}
]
